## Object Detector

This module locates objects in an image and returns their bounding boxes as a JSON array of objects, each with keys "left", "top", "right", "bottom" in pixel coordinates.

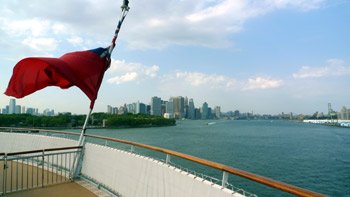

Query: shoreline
[{"left": 303, "top": 119, "right": 350, "bottom": 128}]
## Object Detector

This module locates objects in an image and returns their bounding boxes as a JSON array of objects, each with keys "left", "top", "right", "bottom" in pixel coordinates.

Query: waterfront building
[
  {"left": 201, "top": 102, "right": 209, "bottom": 119},
  {"left": 163, "top": 113, "right": 174, "bottom": 119},
  {"left": 161, "top": 100, "right": 167, "bottom": 115},
  {"left": 146, "top": 104, "right": 151, "bottom": 115},
  {"left": 172, "top": 96, "right": 184, "bottom": 119},
  {"left": 118, "top": 105, "right": 127, "bottom": 115},
  {"left": 184, "top": 97, "right": 189, "bottom": 108},
  {"left": 214, "top": 106, "right": 221, "bottom": 119},
  {"left": 328, "top": 102, "right": 337, "bottom": 118},
  {"left": 208, "top": 107, "right": 212, "bottom": 119},
  {"left": 136, "top": 101, "right": 146, "bottom": 114},
  {"left": 21, "top": 106, "right": 26, "bottom": 114},
  {"left": 195, "top": 108, "right": 201, "bottom": 119},
  {"left": 15, "top": 105, "right": 21, "bottom": 114},
  {"left": 26, "top": 108, "right": 35, "bottom": 115},
  {"left": 9, "top": 98, "right": 16, "bottom": 114},
  {"left": 0, "top": 108, "right": 5, "bottom": 114},
  {"left": 328, "top": 103, "right": 332, "bottom": 116},
  {"left": 166, "top": 98, "right": 174, "bottom": 116},
  {"left": 112, "top": 107, "right": 118, "bottom": 115},
  {"left": 43, "top": 108, "right": 54, "bottom": 116},
  {"left": 339, "top": 106, "right": 350, "bottom": 120},
  {"left": 188, "top": 98, "right": 195, "bottom": 119},
  {"left": 151, "top": 96, "right": 162, "bottom": 116},
  {"left": 316, "top": 112, "right": 324, "bottom": 119},
  {"left": 107, "top": 105, "right": 113, "bottom": 114},
  {"left": 127, "top": 103, "right": 136, "bottom": 114}
]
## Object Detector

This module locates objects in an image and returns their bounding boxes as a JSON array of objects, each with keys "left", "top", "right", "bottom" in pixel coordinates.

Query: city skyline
[
  {"left": 1, "top": 1, "right": 350, "bottom": 114},
  {"left": 107, "top": 96, "right": 222, "bottom": 120},
  {"left": 2, "top": 97, "right": 349, "bottom": 120}
]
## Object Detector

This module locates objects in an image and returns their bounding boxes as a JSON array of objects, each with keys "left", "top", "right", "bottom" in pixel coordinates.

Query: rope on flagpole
[{"left": 108, "top": 0, "right": 130, "bottom": 56}]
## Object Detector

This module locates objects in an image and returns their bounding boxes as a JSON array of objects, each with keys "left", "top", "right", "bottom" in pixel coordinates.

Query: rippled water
[{"left": 78, "top": 120, "right": 350, "bottom": 196}]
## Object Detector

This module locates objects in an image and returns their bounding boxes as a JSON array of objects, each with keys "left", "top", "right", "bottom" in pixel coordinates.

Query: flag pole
[
  {"left": 70, "top": 0, "right": 130, "bottom": 179},
  {"left": 70, "top": 108, "right": 92, "bottom": 178},
  {"left": 77, "top": 108, "right": 93, "bottom": 146}
]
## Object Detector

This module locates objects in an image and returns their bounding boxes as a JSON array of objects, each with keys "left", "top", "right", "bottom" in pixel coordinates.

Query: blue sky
[{"left": 1, "top": 0, "right": 349, "bottom": 115}]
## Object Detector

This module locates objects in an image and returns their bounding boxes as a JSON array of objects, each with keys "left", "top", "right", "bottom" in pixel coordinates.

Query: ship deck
[{"left": 7, "top": 182, "right": 97, "bottom": 197}]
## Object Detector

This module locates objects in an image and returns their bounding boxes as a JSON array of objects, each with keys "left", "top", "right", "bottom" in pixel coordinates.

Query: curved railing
[
  {"left": 0, "top": 144, "right": 82, "bottom": 195},
  {"left": 0, "top": 127, "right": 325, "bottom": 197}
]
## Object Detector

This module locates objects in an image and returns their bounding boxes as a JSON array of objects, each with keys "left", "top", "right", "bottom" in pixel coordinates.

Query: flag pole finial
[{"left": 121, "top": 0, "right": 130, "bottom": 11}]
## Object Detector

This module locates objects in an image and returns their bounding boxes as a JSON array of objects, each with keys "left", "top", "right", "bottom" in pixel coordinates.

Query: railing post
[
  {"left": 222, "top": 171, "right": 229, "bottom": 188},
  {"left": 166, "top": 154, "right": 171, "bottom": 164},
  {"left": 130, "top": 145, "right": 135, "bottom": 153},
  {"left": 42, "top": 150, "right": 45, "bottom": 187},
  {"left": 3, "top": 154, "right": 7, "bottom": 195}
]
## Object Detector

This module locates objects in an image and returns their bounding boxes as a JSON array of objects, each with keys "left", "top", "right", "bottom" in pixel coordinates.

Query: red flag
[{"left": 5, "top": 47, "right": 110, "bottom": 109}]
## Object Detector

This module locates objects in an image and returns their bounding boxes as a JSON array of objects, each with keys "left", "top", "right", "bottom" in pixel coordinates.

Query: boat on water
[{"left": 0, "top": 127, "right": 325, "bottom": 197}]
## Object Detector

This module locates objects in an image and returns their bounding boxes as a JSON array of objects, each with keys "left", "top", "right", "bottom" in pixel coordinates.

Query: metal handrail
[
  {"left": 0, "top": 127, "right": 325, "bottom": 197},
  {"left": 0, "top": 127, "right": 79, "bottom": 136},
  {"left": 6, "top": 146, "right": 83, "bottom": 156}
]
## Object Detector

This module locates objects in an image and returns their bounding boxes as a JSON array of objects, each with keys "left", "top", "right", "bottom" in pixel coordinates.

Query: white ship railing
[{"left": 0, "top": 127, "right": 325, "bottom": 197}]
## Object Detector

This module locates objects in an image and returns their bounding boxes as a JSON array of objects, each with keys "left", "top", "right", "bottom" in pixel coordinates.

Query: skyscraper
[
  {"left": 15, "top": 105, "right": 21, "bottom": 114},
  {"left": 136, "top": 101, "right": 146, "bottom": 114},
  {"left": 21, "top": 106, "right": 26, "bottom": 114},
  {"left": 328, "top": 103, "right": 333, "bottom": 116},
  {"left": 172, "top": 96, "right": 184, "bottom": 119},
  {"left": 339, "top": 106, "right": 350, "bottom": 120},
  {"left": 214, "top": 106, "right": 221, "bottom": 119},
  {"left": 107, "top": 105, "right": 113, "bottom": 114},
  {"left": 166, "top": 98, "right": 174, "bottom": 115},
  {"left": 112, "top": 107, "right": 118, "bottom": 115},
  {"left": 9, "top": 99, "right": 16, "bottom": 114},
  {"left": 201, "top": 102, "right": 208, "bottom": 119},
  {"left": 127, "top": 103, "right": 136, "bottom": 114},
  {"left": 188, "top": 98, "right": 195, "bottom": 119},
  {"left": 151, "top": 96, "right": 162, "bottom": 116}
]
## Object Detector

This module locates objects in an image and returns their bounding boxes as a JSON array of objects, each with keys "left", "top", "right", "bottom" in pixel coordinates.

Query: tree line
[{"left": 0, "top": 113, "right": 176, "bottom": 128}]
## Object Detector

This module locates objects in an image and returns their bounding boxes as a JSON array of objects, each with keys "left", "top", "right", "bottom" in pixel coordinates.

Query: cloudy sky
[{"left": 1, "top": 0, "right": 349, "bottom": 115}]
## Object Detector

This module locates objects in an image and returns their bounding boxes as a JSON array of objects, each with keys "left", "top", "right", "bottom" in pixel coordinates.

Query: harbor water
[{"left": 74, "top": 120, "right": 349, "bottom": 196}]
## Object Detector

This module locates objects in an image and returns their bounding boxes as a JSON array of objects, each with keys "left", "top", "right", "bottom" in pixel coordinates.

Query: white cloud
[
  {"left": 22, "top": 37, "right": 58, "bottom": 51},
  {"left": 107, "top": 59, "right": 159, "bottom": 84},
  {"left": 108, "top": 72, "right": 138, "bottom": 84},
  {"left": 243, "top": 77, "right": 283, "bottom": 90},
  {"left": 0, "top": 0, "right": 327, "bottom": 50},
  {"left": 175, "top": 71, "right": 236, "bottom": 89},
  {"left": 123, "top": 0, "right": 326, "bottom": 49},
  {"left": 52, "top": 23, "right": 68, "bottom": 35},
  {"left": 67, "top": 36, "right": 84, "bottom": 46},
  {"left": 264, "top": 0, "right": 325, "bottom": 10},
  {"left": 293, "top": 59, "right": 350, "bottom": 78},
  {"left": 186, "top": 1, "right": 246, "bottom": 23},
  {"left": 1, "top": 18, "right": 51, "bottom": 37}
]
